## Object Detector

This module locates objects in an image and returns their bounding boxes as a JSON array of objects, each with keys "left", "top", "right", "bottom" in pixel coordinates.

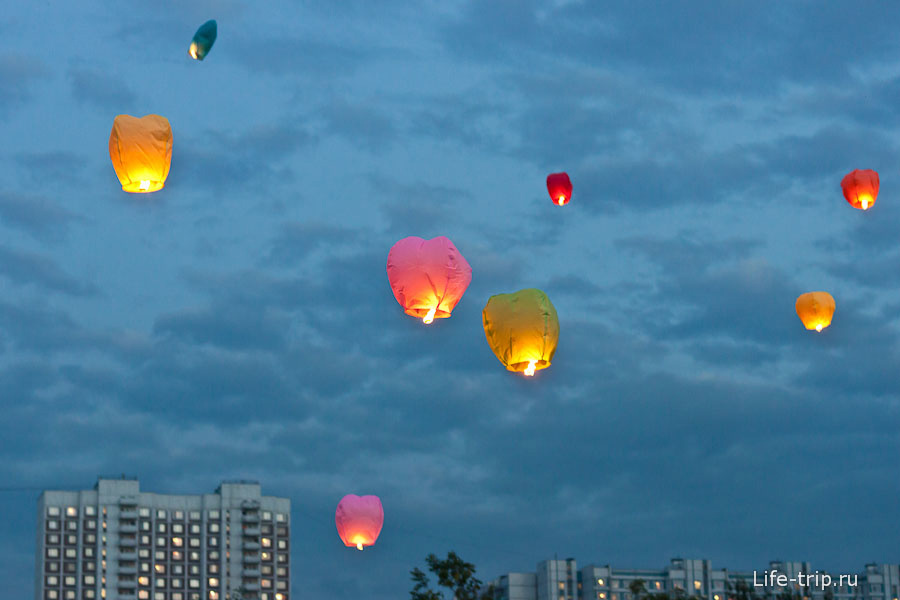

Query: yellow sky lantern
[
  {"left": 108, "top": 114, "right": 173, "bottom": 193},
  {"left": 795, "top": 291, "right": 835, "bottom": 332},
  {"left": 483, "top": 288, "right": 559, "bottom": 376}
]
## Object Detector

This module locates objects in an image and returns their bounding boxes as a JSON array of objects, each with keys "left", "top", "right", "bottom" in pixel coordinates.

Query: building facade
[
  {"left": 35, "top": 477, "right": 290, "bottom": 600},
  {"left": 490, "top": 558, "right": 900, "bottom": 600}
]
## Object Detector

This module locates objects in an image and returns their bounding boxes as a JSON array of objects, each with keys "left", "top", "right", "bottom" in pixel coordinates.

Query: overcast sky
[{"left": 2, "top": 1, "right": 900, "bottom": 598}]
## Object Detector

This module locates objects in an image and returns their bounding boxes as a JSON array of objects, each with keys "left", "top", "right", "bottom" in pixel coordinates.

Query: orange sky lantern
[
  {"left": 795, "top": 292, "right": 835, "bottom": 332},
  {"left": 108, "top": 114, "right": 173, "bottom": 193},
  {"left": 841, "top": 169, "right": 879, "bottom": 210},
  {"left": 483, "top": 288, "right": 559, "bottom": 376},
  {"left": 546, "top": 172, "right": 573, "bottom": 206},
  {"left": 386, "top": 236, "right": 472, "bottom": 324},
  {"left": 335, "top": 494, "right": 384, "bottom": 551}
]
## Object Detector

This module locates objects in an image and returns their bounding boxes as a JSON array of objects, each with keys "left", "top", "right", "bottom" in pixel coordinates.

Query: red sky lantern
[
  {"left": 386, "top": 236, "right": 472, "bottom": 324},
  {"left": 546, "top": 172, "right": 573, "bottom": 206},
  {"left": 841, "top": 169, "right": 879, "bottom": 210},
  {"left": 335, "top": 494, "right": 384, "bottom": 551}
]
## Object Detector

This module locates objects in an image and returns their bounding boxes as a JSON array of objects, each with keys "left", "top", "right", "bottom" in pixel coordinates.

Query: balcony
[
  {"left": 241, "top": 525, "right": 261, "bottom": 536},
  {"left": 243, "top": 568, "right": 261, "bottom": 577},
  {"left": 241, "top": 512, "right": 260, "bottom": 524},
  {"left": 242, "top": 554, "right": 260, "bottom": 564},
  {"left": 118, "top": 578, "right": 137, "bottom": 588},
  {"left": 243, "top": 541, "right": 260, "bottom": 550},
  {"left": 118, "top": 565, "right": 137, "bottom": 575},
  {"left": 119, "top": 537, "right": 137, "bottom": 547},
  {"left": 119, "top": 523, "right": 138, "bottom": 534},
  {"left": 242, "top": 581, "right": 261, "bottom": 591},
  {"left": 117, "top": 591, "right": 136, "bottom": 600},
  {"left": 119, "top": 496, "right": 138, "bottom": 506}
]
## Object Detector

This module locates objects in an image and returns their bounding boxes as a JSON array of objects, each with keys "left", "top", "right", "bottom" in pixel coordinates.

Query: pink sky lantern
[
  {"left": 335, "top": 494, "right": 384, "bottom": 551},
  {"left": 386, "top": 236, "right": 472, "bottom": 324},
  {"left": 546, "top": 172, "right": 573, "bottom": 205}
]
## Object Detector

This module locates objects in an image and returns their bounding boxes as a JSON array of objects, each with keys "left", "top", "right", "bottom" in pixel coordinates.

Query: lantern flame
[
  {"left": 189, "top": 43, "right": 199, "bottom": 60},
  {"left": 861, "top": 197, "right": 870, "bottom": 210},
  {"left": 558, "top": 196, "right": 565, "bottom": 205},
  {"left": 423, "top": 307, "right": 437, "bottom": 324},
  {"left": 139, "top": 180, "right": 151, "bottom": 191},
  {"left": 356, "top": 542, "right": 363, "bottom": 551},
  {"left": 524, "top": 359, "right": 537, "bottom": 376},
  {"left": 816, "top": 324, "right": 822, "bottom": 332}
]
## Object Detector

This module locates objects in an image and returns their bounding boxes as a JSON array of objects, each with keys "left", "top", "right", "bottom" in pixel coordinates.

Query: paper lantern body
[
  {"left": 386, "top": 236, "right": 472, "bottom": 322},
  {"left": 109, "top": 115, "right": 173, "bottom": 193},
  {"left": 546, "top": 172, "right": 573, "bottom": 206},
  {"left": 795, "top": 292, "right": 835, "bottom": 332},
  {"left": 841, "top": 169, "right": 879, "bottom": 210},
  {"left": 483, "top": 288, "right": 559, "bottom": 374},
  {"left": 335, "top": 494, "right": 384, "bottom": 550},
  {"left": 190, "top": 19, "right": 218, "bottom": 60}
]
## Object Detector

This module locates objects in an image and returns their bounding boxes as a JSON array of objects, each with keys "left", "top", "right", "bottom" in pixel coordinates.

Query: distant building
[
  {"left": 489, "top": 558, "right": 900, "bottom": 600},
  {"left": 35, "top": 477, "right": 290, "bottom": 600}
]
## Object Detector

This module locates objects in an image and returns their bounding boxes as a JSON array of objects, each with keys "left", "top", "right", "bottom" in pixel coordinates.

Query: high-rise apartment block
[{"left": 35, "top": 477, "right": 290, "bottom": 600}]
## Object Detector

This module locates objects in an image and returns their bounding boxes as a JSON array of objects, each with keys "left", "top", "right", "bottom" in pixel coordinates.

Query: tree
[
  {"left": 630, "top": 579, "right": 648, "bottom": 600},
  {"left": 410, "top": 551, "right": 495, "bottom": 600}
]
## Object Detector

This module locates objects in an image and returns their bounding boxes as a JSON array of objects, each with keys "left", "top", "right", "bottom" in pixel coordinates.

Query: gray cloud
[
  {"left": 68, "top": 66, "right": 136, "bottom": 111},
  {"left": 0, "top": 54, "right": 47, "bottom": 115},
  {"left": 0, "top": 192, "right": 79, "bottom": 241},
  {"left": 0, "top": 244, "right": 98, "bottom": 296}
]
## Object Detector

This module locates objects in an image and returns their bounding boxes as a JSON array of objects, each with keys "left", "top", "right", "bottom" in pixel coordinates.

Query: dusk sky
[{"left": 2, "top": 1, "right": 900, "bottom": 598}]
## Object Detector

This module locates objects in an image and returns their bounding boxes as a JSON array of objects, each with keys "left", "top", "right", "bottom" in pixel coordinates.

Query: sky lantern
[
  {"left": 795, "top": 291, "right": 835, "bottom": 332},
  {"left": 108, "top": 114, "right": 173, "bottom": 193},
  {"left": 546, "top": 172, "right": 573, "bottom": 206},
  {"left": 483, "top": 288, "right": 559, "bottom": 376},
  {"left": 841, "top": 169, "right": 879, "bottom": 210},
  {"left": 386, "top": 236, "right": 472, "bottom": 324},
  {"left": 335, "top": 494, "right": 384, "bottom": 551},
  {"left": 189, "top": 20, "right": 217, "bottom": 60}
]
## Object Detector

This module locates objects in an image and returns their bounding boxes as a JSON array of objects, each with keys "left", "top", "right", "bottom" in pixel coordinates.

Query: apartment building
[
  {"left": 35, "top": 477, "right": 290, "bottom": 600},
  {"left": 491, "top": 558, "right": 900, "bottom": 600}
]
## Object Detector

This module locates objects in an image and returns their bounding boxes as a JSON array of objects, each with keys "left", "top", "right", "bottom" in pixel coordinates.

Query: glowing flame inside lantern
[
  {"left": 816, "top": 324, "right": 823, "bottom": 332},
  {"left": 558, "top": 196, "right": 566, "bottom": 205},
  {"left": 189, "top": 43, "right": 199, "bottom": 60},
  {"left": 423, "top": 307, "right": 437, "bottom": 324},
  {"left": 861, "top": 197, "right": 870, "bottom": 210},
  {"left": 524, "top": 359, "right": 537, "bottom": 376},
  {"left": 139, "top": 180, "right": 151, "bottom": 191}
]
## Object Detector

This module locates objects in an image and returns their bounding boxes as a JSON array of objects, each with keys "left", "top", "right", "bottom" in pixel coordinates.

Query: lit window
[
  {"left": 67, "top": 507, "right": 78, "bottom": 517},
  {"left": 208, "top": 551, "right": 219, "bottom": 561},
  {"left": 138, "top": 591, "right": 149, "bottom": 600},
  {"left": 46, "top": 591, "right": 59, "bottom": 600},
  {"left": 189, "top": 538, "right": 200, "bottom": 548},
  {"left": 157, "top": 510, "right": 167, "bottom": 519},
  {"left": 599, "top": 594, "right": 606, "bottom": 599},
  {"left": 172, "top": 551, "right": 183, "bottom": 560},
  {"left": 155, "top": 565, "right": 166, "bottom": 574},
  {"left": 65, "top": 549, "right": 77, "bottom": 559},
  {"left": 655, "top": 583, "right": 662, "bottom": 590},
  {"left": 174, "top": 511, "right": 184, "bottom": 520},
  {"left": 65, "top": 576, "right": 76, "bottom": 586},
  {"left": 208, "top": 511, "right": 219, "bottom": 519},
  {"left": 47, "top": 520, "right": 60, "bottom": 531},
  {"left": 262, "top": 538, "right": 272, "bottom": 548},
  {"left": 275, "top": 582, "right": 286, "bottom": 590},
  {"left": 261, "top": 580, "right": 272, "bottom": 589},
  {"left": 155, "top": 594, "right": 166, "bottom": 600},
  {"left": 158, "top": 523, "right": 168, "bottom": 533},
  {"left": 559, "top": 582, "right": 565, "bottom": 590},
  {"left": 189, "top": 579, "right": 200, "bottom": 589},
  {"left": 261, "top": 552, "right": 271, "bottom": 561},
  {"left": 715, "top": 595, "right": 721, "bottom": 600},
  {"left": 695, "top": 581, "right": 702, "bottom": 591},
  {"left": 209, "top": 594, "right": 219, "bottom": 600},
  {"left": 157, "top": 537, "right": 166, "bottom": 547},
  {"left": 276, "top": 514, "right": 286, "bottom": 523},
  {"left": 277, "top": 553, "right": 287, "bottom": 563},
  {"left": 190, "top": 551, "right": 200, "bottom": 561},
  {"left": 172, "top": 578, "right": 183, "bottom": 588},
  {"left": 48, "top": 507, "right": 61, "bottom": 517},
  {"left": 189, "top": 511, "right": 200, "bottom": 521},
  {"left": 209, "top": 523, "right": 220, "bottom": 533},
  {"left": 170, "top": 523, "right": 183, "bottom": 534},
  {"left": 275, "top": 595, "right": 284, "bottom": 600},
  {"left": 139, "top": 508, "right": 150, "bottom": 517},
  {"left": 46, "top": 575, "right": 59, "bottom": 585},
  {"left": 276, "top": 539, "right": 287, "bottom": 550},
  {"left": 85, "top": 576, "right": 96, "bottom": 585},
  {"left": 139, "top": 577, "right": 150, "bottom": 586},
  {"left": 209, "top": 578, "right": 219, "bottom": 587}
]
